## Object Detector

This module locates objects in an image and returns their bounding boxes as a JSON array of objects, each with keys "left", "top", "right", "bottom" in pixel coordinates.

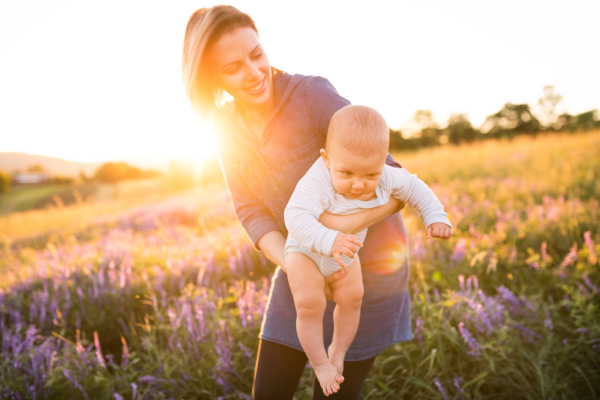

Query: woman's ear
[{"left": 320, "top": 149, "right": 330, "bottom": 169}]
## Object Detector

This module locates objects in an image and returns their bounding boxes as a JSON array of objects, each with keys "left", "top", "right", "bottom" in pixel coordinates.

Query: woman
[{"left": 182, "top": 6, "right": 412, "bottom": 399}]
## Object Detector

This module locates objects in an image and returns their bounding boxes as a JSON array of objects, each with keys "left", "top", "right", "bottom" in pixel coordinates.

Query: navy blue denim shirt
[{"left": 214, "top": 69, "right": 413, "bottom": 360}]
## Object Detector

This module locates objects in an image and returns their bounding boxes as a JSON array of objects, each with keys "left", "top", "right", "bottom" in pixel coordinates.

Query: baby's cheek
[{"left": 331, "top": 177, "right": 349, "bottom": 193}]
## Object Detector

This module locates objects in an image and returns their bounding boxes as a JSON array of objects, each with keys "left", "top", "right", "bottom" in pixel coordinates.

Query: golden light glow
[{"left": 0, "top": 0, "right": 599, "bottom": 164}]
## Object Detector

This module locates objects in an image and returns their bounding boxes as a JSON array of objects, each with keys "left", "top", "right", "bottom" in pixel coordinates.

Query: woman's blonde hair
[{"left": 182, "top": 6, "right": 257, "bottom": 121}]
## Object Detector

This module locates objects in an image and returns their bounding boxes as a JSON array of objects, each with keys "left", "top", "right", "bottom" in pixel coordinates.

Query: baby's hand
[
  {"left": 331, "top": 232, "right": 363, "bottom": 268},
  {"left": 426, "top": 223, "right": 453, "bottom": 239}
]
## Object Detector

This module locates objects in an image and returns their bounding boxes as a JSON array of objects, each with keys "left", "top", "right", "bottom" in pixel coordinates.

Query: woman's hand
[
  {"left": 257, "top": 230, "right": 346, "bottom": 300},
  {"left": 324, "top": 269, "right": 345, "bottom": 300},
  {"left": 319, "top": 197, "right": 404, "bottom": 234}
]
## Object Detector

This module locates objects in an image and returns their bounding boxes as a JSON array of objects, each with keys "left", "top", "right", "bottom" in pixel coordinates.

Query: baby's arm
[
  {"left": 284, "top": 173, "right": 336, "bottom": 255},
  {"left": 385, "top": 167, "right": 452, "bottom": 235}
]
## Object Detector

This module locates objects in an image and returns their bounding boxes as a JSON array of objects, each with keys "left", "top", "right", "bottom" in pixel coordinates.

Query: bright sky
[{"left": 1, "top": 0, "right": 599, "bottom": 163}]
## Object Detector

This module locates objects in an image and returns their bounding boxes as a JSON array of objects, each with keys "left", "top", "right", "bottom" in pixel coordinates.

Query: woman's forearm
[
  {"left": 319, "top": 197, "right": 403, "bottom": 234},
  {"left": 256, "top": 230, "right": 287, "bottom": 270}
]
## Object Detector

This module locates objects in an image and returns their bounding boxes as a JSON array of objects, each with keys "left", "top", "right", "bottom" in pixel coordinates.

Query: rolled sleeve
[
  {"left": 215, "top": 136, "right": 283, "bottom": 250},
  {"left": 242, "top": 207, "right": 282, "bottom": 248}
]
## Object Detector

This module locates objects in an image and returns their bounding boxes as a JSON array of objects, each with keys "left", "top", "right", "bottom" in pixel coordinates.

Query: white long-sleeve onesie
[{"left": 284, "top": 157, "right": 451, "bottom": 276}]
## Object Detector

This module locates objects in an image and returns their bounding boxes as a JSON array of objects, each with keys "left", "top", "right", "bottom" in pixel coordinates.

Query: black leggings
[{"left": 252, "top": 339, "right": 377, "bottom": 400}]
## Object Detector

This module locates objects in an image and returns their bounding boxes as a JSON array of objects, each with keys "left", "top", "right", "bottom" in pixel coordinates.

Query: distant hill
[
  {"left": 0, "top": 152, "right": 175, "bottom": 177},
  {"left": 0, "top": 152, "right": 102, "bottom": 177}
]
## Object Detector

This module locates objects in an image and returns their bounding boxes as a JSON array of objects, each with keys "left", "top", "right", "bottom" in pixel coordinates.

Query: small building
[{"left": 11, "top": 172, "right": 51, "bottom": 185}]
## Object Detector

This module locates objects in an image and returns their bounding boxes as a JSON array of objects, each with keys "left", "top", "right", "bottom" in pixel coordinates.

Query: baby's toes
[{"left": 329, "top": 383, "right": 339, "bottom": 393}]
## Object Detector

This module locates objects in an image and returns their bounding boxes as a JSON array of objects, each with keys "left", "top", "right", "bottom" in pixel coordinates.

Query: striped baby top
[{"left": 284, "top": 156, "right": 451, "bottom": 267}]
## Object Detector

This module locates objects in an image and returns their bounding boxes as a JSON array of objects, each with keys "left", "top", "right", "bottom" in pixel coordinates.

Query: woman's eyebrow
[
  {"left": 221, "top": 59, "right": 241, "bottom": 70},
  {"left": 221, "top": 45, "right": 261, "bottom": 70}
]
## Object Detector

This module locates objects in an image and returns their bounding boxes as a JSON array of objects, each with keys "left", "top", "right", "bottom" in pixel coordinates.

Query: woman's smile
[
  {"left": 245, "top": 77, "right": 266, "bottom": 95},
  {"left": 205, "top": 26, "right": 273, "bottom": 111}
]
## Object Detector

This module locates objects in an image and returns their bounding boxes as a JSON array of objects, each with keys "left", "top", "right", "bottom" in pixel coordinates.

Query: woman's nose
[{"left": 245, "top": 62, "right": 262, "bottom": 81}]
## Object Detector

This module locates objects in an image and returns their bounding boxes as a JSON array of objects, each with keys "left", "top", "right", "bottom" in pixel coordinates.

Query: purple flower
[
  {"left": 121, "top": 337, "right": 129, "bottom": 367},
  {"left": 433, "top": 378, "right": 449, "bottom": 400},
  {"left": 583, "top": 274, "right": 599, "bottom": 294},
  {"left": 458, "top": 275, "right": 465, "bottom": 294},
  {"left": 560, "top": 244, "right": 578, "bottom": 269},
  {"left": 544, "top": 310, "right": 554, "bottom": 330},
  {"left": 412, "top": 283, "right": 420, "bottom": 298},
  {"left": 453, "top": 376, "right": 465, "bottom": 394},
  {"left": 452, "top": 238, "right": 467, "bottom": 264},
  {"left": 94, "top": 331, "right": 106, "bottom": 369},
  {"left": 415, "top": 317, "right": 423, "bottom": 346},
  {"left": 541, "top": 241, "right": 550, "bottom": 262},
  {"left": 138, "top": 375, "right": 157, "bottom": 384},
  {"left": 63, "top": 369, "right": 89, "bottom": 400},
  {"left": 467, "top": 275, "right": 479, "bottom": 292},
  {"left": 584, "top": 231, "right": 597, "bottom": 264},
  {"left": 470, "top": 301, "right": 493, "bottom": 334},
  {"left": 238, "top": 342, "right": 254, "bottom": 366},
  {"left": 514, "top": 324, "right": 543, "bottom": 343},
  {"left": 496, "top": 286, "right": 519, "bottom": 307},
  {"left": 458, "top": 322, "right": 482, "bottom": 357},
  {"left": 528, "top": 262, "right": 540, "bottom": 270}
]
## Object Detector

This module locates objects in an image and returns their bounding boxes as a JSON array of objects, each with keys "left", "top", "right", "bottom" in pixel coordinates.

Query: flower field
[{"left": 1, "top": 131, "right": 599, "bottom": 399}]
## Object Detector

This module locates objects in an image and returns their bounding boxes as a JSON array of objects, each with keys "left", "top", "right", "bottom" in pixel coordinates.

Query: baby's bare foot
[
  {"left": 328, "top": 344, "right": 346, "bottom": 376},
  {"left": 312, "top": 361, "right": 344, "bottom": 396}
]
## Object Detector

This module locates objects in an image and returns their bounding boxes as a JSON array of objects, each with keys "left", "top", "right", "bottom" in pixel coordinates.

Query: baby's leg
[
  {"left": 327, "top": 256, "right": 364, "bottom": 376},
  {"left": 286, "top": 252, "right": 344, "bottom": 396}
]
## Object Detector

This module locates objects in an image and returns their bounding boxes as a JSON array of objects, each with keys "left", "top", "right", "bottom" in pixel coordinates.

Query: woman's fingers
[{"left": 324, "top": 269, "right": 345, "bottom": 285}]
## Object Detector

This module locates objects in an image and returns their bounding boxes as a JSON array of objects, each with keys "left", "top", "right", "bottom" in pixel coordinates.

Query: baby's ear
[{"left": 320, "top": 149, "right": 330, "bottom": 168}]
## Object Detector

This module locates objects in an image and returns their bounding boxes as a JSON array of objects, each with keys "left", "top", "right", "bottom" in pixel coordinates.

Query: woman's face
[{"left": 205, "top": 27, "right": 272, "bottom": 110}]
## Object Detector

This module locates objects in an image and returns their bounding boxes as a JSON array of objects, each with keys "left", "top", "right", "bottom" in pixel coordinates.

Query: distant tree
[
  {"left": 413, "top": 110, "right": 438, "bottom": 131},
  {"left": 389, "top": 128, "right": 404, "bottom": 152},
  {"left": 0, "top": 170, "right": 11, "bottom": 194},
  {"left": 141, "top": 169, "right": 162, "bottom": 179},
  {"left": 50, "top": 176, "right": 75, "bottom": 184},
  {"left": 26, "top": 164, "right": 46, "bottom": 172},
  {"left": 79, "top": 169, "right": 92, "bottom": 183},
  {"left": 444, "top": 114, "right": 479, "bottom": 145},
  {"left": 538, "top": 86, "right": 563, "bottom": 130},
  {"left": 412, "top": 110, "right": 442, "bottom": 146},
  {"left": 93, "top": 162, "right": 150, "bottom": 183},
  {"left": 481, "top": 103, "right": 540, "bottom": 138},
  {"left": 555, "top": 109, "right": 600, "bottom": 132},
  {"left": 573, "top": 109, "right": 599, "bottom": 131}
]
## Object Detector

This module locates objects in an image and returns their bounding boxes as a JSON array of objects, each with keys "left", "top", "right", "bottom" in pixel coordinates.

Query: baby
[{"left": 283, "top": 105, "right": 452, "bottom": 396}]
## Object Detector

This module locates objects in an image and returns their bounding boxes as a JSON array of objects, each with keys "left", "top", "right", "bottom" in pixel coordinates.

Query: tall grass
[{"left": 1, "top": 131, "right": 599, "bottom": 399}]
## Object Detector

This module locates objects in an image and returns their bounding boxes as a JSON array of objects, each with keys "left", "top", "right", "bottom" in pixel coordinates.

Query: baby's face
[{"left": 321, "top": 147, "right": 386, "bottom": 200}]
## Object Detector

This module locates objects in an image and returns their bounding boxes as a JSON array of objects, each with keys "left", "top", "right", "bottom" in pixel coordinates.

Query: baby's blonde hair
[{"left": 326, "top": 105, "right": 390, "bottom": 159}]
